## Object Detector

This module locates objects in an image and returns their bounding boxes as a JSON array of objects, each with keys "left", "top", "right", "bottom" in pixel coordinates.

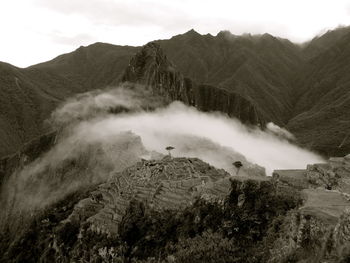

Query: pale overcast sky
[{"left": 1, "top": 0, "right": 350, "bottom": 67}]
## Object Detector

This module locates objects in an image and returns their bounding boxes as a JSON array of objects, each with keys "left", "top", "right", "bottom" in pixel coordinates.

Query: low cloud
[
  {"left": 266, "top": 122, "right": 295, "bottom": 140},
  {"left": 70, "top": 101, "right": 323, "bottom": 173},
  {"left": 1, "top": 85, "right": 324, "bottom": 229}
]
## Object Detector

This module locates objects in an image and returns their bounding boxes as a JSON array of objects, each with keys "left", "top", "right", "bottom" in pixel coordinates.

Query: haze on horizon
[{"left": 1, "top": 0, "right": 350, "bottom": 67}]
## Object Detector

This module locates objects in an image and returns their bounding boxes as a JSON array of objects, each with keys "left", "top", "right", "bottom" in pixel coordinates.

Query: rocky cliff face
[
  {"left": 267, "top": 205, "right": 350, "bottom": 262},
  {"left": 122, "top": 42, "right": 267, "bottom": 126},
  {"left": 271, "top": 155, "right": 350, "bottom": 262}
]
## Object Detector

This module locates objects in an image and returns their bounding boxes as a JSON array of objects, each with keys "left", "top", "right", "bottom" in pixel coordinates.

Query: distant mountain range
[{"left": 1, "top": 27, "right": 350, "bottom": 157}]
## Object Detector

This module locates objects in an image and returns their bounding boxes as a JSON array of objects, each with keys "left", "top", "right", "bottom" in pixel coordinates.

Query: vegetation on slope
[
  {"left": 0, "top": 178, "right": 303, "bottom": 262},
  {"left": 0, "top": 44, "right": 138, "bottom": 157},
  {"left": 288, "top": 30, "right": 350, "bottom": 156}
]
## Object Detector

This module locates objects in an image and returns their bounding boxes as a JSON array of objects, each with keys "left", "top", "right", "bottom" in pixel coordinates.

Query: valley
[{"left": 1, "top": 27, "right": 350, "bottom": 262}]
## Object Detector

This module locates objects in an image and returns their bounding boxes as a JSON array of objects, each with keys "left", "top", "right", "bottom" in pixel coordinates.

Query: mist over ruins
[{"left": 1, "top": 1, "right": 350, "bottom": 262}]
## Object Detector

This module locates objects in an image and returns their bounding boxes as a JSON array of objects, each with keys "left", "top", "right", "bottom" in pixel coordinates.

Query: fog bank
[
  {"left": 70, "top": 100, "right": 323, "bottom": 175},
  {"left": 1, "top": 86, "right": 324, "bottom": 227}
]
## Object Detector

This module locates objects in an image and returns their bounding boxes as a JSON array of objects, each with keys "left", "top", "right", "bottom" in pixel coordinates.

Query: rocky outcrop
[
  {"left": 268, "top": 206, "right": 350, "bottom": 262},
  {"left": 333, "top": 209, "right": 350, "bottom": 258},
  {"left": 273, "top": 155, "right": 350, "bottom": 193},
  {"left": 270, "top": 155, "right": 350, "bottom": 262},
  {"left": 122, "top": 42, "right": 267, "bottom": 126},
  {"left": 273, "top": 155, "right": 350, "bottom": 225},
  {"left": 307, "top": 155, "right": 350, "bottom": 194}
]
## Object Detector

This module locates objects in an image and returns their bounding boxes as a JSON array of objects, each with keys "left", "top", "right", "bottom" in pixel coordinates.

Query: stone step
[
  {"left": 160, "top": 183, "right": 190, "bottom": 193},
  {"left": 134, "top": 186, "right": 156, "bottom": 194},
  {"left": 105, "top": 203, "right": 127, "bottom": 215},
  {"left": 212, "top": 184, "right": 231, "bottom": 194},
  {"left": 181, "top": 178, "right": 202, "bottom": 187},
  {"left": 154, "top": 198, "right": 179, "bottom": 210},
  {"left": 159, "top": 189, "right": 191, "bottom": 201},
  {"left": 112, "top": 212, "right": 123, "bottom": 223},
  {"left": 155, "top": 194, "right": 187, "bottom": 207},
  {"left": 114, "top": 197, "right": 129, "bottom": 208},
  {"left": 135, "top": 192, "right": 153, "bottom": 200}
]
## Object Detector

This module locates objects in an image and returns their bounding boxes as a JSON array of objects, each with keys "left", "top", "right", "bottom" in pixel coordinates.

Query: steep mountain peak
[
  {"left": 122, "top": 42, "right": 267, "bottom": 125},
  {"left": 261, "top": 32, "right": 276, "bottom": 40},
  {"left": 171, "top": 29, "right": 204, "bottom": 42},
  {"left": 121, "top": 41, "right": 174, "bottom": 85},
  {"left": 141, "top": 41, "right": 165, "bottom": 56},
  {"left": 302, "top": 25, "right": 350, "bottom": 59},
  {"left": 184, "top": 28, "right": 200, "bottom": 36},
  {"left": 217, "top": 30, "right": 233, "bottom": 36},
  {"left": 262, "top": 32, "right": 273, "bottom": 38},
  {"left": 216, "top": 30, "right": 237, "bottom": 40}
]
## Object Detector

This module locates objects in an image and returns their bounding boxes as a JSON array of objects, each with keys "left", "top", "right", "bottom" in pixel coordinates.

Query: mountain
[
  {"left": 156, "top": 30, "right": 304, "bottom": 125},
  {"left": 122, "top": 42, "right": 266, "bottom": 126},
  {"left": 302, "top": 26, "right": 350, "bottom": 59},
  {"left": 134, "top": 28, "right": 350, "bottom": 157},
  {"left": 121, "top": 28, "right": 350, "bottom": 156},
  {"left": 2, "top": 27, "right": 350, "bottom": 263},
  {"left": 1, "top": 27, "right": 350, "bottom": 158},
  {"left": 287, "top": 30, "right": 350, "bottom": 156},
  {"left": 29, "top": 43, "right": 139, "bottom": 90},
  {"left": 0, "top": 43, "right": 138, "bottom": 157}
]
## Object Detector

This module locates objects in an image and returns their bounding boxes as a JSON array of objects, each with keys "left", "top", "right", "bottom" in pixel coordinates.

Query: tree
[
  {"left": 165, "top": 146, "right": 175, "bottom": 157},
  {"left": 233, "top": 161, "right": 243, "bottom": 175}
]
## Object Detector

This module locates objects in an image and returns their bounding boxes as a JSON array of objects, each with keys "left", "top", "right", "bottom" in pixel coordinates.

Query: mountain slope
[
  {"left": 288, "top": 30, "right": 350, "bottom": 156},
  {"left": 302, "top": 26, "right": 350, "bottom": 59},
  {"left": 156, "top": 30, "right": 304, "bottom": 124},
  {"left": 0, "top": 44, "right": 138, "bottom": 157},
  {"left": 29, "top": 42, "right": 139, "bottom": 90},
  {"left": 0, "top": 62, "right": 58, "bottom": 157},
  {"left": 1, "top": 28, "right": 350, "bottom": 157},
  {"left": 122, "top": 42, "right": 267, "bottom": 126}
]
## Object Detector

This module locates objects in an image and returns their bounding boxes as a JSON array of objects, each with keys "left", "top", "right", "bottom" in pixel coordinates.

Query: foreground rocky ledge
[{"left": 272, "top": 154, "right": 350, "bottom": 262}]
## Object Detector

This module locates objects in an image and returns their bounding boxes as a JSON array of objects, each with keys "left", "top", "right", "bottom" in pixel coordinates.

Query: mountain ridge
[{"left": 1, "top": 27, "right": 350, "bottom": 157}]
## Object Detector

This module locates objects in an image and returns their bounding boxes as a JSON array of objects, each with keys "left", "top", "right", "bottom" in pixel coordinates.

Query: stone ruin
[{"left": 64, "top": 156, "right": 233, "bottom": 236}]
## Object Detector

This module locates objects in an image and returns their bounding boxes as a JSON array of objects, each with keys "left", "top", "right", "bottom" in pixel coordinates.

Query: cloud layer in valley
[
  {"left": 50, "top": 85, "right": 323, "bottom": 177},
  {"left": 1, "top": 86, "right": 324, "bottom": 229}
]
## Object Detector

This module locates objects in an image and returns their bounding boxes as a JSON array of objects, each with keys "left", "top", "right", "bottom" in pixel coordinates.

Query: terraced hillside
[
  {"left": 2, "top": 154, "right": 350, "bottom": 262},
  {"left": 65, "top": 157, "right": 232, "bottom": 236}
]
